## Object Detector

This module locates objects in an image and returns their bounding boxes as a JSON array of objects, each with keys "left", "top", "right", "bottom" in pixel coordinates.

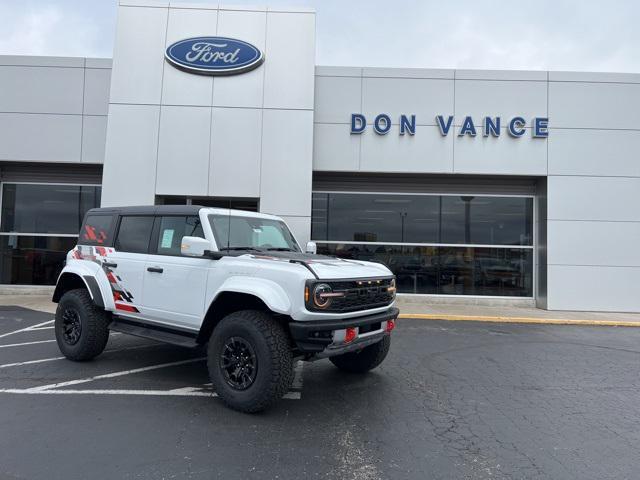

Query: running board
[{"left": 109, "top": 318, "right": 199, "bottom": 348}]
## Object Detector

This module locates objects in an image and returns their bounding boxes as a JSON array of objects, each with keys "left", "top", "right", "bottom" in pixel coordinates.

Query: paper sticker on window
[{"left": 161, "top": 229, "right": 174, "bottom": 248}]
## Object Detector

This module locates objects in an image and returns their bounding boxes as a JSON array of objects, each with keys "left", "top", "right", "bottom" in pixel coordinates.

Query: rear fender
[{"left": 54, "top": 263, "right": 116, "bottom": 311}]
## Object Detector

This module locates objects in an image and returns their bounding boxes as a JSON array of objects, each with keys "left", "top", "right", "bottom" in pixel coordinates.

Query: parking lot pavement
[{"left": 2, "top": 308, "right": 640, "bottom": 480}]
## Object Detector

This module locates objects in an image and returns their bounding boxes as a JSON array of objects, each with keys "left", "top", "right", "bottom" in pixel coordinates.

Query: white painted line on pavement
[
  {"left": 0, "top": 339, "right": 56, "bottom": 349},
  {"left": 0, "top": 356, "right": 65, "bottom": 369},
  {"left": 0, "top": 319, "right": 54, "bottom": 339},
  {"left": 0, "top": 388, "right": 217, "bottom": 397},
  {"left": 25, "top": 357, "right": 208, "bottom": 392},
  {"left": 0, "top": 342, "right": 161, "bottom": 369}
]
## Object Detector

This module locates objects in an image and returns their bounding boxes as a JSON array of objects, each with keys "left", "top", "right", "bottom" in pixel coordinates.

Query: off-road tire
[
  {"left": 55, "top": 288, "right": 111, "bottom": 361},
  {"left": 208, "top": 310, "right": 294, "bottom": 413},
  {"left": 329, "top": 335, "right": 390, "bottom": 373}
]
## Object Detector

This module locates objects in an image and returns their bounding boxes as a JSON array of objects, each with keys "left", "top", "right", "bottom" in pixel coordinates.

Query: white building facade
[{"left": 0, "top": 1, "right": 639, "bottom": 312}]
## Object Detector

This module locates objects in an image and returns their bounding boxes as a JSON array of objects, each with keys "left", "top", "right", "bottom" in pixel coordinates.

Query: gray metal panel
[
  {"left": 0, "top": 113, "right": 82, "bottom": 162},
  {"left": 547, "top": 265, "right": 640, "bottom": 312},
  {"left": 81, "top": 116, "right": 108, "bottom": 163},
  {"left": 314, "top": 75, "right": 361, "bottom": 124},
  {"left": 548, "top": 220, "right": 640, "bottom": 267},
  {"left": 548, "top": 128, "right": 640, "bottom": 177},
  {"left": 0, "top": 66, "right": 84, "bottom": 114},
  {"left": 156, "top": 105, "right": 210, "bottom": 196},
  {"left": 312, "top": 172, "right": 538, "bottom": 195},
  {"left": 535, "top": 178, "right": 547, "bottom": 309},
  {"left": 83, "top": 68, "right": 112, "bottom": 116},
  {"left": 548, "top": 176, "right": 640, "bottom": 222}
]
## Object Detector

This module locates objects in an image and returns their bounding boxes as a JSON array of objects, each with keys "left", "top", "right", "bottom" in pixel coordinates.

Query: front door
[{"left": 141, "top": 215, "right": 210, "bottom": 331}]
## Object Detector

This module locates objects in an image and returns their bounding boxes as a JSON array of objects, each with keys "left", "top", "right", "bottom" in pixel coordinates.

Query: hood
[{"left": 250, "top": 251, "right": 392, "bottom": 280}]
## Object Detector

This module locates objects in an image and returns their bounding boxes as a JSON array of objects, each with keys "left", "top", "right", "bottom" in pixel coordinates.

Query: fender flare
[
  {"left": 213, "top": 276, "right": 292, "bottom": 314},
  {"left": 53, "top": 264, "right": 115, "bottom": 311}
]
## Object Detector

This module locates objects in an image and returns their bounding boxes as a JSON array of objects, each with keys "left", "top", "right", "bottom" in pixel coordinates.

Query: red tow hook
[
  {"left": 385, "top": 319, "right": 396, "bottom": 333},
  {"left": 345, "top": 327, "right": 357, "bottom": 343}
]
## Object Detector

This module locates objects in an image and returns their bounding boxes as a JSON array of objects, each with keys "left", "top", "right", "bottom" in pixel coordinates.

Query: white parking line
[
  {"left": 0, "top": 320, "right": 54, "bottom": 339},
  {"left": 25, "top": 357, "right": 208, "bottom": 392},
  {"left": 0, "top": 343, "right": 162, "bottom": 369},
  {"left": 0, "top": 353, "right": 304, "bottom": 400},
  {"left": 0, "top": 339, "right": 56, "bottom": 349},
  {"left": 0, "top": 356, "right": 65, "bottom": 369}
]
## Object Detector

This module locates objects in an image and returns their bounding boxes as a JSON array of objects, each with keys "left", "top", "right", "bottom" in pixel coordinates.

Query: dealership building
[{"left": 0, "top": 1, "right": 639, "bottom": 312}]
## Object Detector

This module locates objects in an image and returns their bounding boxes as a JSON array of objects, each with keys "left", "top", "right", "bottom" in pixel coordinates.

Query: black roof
[{"left": 86, "top": 205, "right": 204, "bottom": 216}]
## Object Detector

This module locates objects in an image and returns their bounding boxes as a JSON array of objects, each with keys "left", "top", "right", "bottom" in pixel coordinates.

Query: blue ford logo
[{"left": 165, "top": 36, "right": 264, "bottom": 76}]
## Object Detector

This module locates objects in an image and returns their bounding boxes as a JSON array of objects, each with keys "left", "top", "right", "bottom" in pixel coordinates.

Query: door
[
  {"left": 108, "top": 215, "right": 154, "bottom": 316},
  {"left": 141, "top": 215, "right": 211, "bottom": 330}
]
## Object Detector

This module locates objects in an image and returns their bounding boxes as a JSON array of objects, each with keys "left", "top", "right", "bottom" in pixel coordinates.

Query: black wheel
[
  {"left": 329, "top": 335, "right": 390, "bottom": 373},
  {"left": 54, "top": 288, "right": 110, "bottom": 361},
  {"left": 208, "top": 310, "right": 293, "bottom": 413}
]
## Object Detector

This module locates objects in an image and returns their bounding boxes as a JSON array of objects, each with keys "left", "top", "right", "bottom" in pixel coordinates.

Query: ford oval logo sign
[{"left": 165, "top": 36, "right": 264, "bottom": 76}]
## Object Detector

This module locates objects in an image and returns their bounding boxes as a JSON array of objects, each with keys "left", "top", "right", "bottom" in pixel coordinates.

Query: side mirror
[
  {"left": 180, "top": 236, "right": 211, "bottom": 257},
  {"left": 305, "top": 241, "right": 317, "bottom": 254}
]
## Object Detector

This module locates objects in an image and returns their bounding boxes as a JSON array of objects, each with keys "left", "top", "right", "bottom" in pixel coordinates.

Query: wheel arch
[
  {"left": 53, "top": 271, "right": 105, "bottom": 309},
  {"left": 196, "top": 291, "right": 290, "bottom": 344}
]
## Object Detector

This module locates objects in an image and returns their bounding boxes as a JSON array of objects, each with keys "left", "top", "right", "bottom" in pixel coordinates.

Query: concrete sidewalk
[
  {"left": 396, "top": 297, "right": 640, "bottom": 326},
  {"left": 1, "top": 294, "right": 640, "bottom": 327}
]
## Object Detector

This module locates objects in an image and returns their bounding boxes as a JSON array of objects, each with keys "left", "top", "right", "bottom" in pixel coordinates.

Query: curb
[{"left": 398, "top": 313, "right": 640, "bottom": 327}]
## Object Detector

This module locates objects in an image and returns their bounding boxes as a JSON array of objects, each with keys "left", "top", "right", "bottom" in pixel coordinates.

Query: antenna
[{"left": 226, "top": 206, "right": 231, "bottom": 250}]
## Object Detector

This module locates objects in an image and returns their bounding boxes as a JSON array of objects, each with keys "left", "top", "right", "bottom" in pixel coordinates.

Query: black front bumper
[{"left": 289, "top": 306, "right": 399, "bottom": 354}]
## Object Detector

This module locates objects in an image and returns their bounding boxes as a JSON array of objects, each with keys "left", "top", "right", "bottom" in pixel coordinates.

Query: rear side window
[
  {"left": 114, "top": 216, "right": 154, "bottom": 254},
  {"left": 154, "top": 216, "right": 204, "bottom": 256},
  {"left": 79, "top": 215, "right": 115, "bottom": 246}
]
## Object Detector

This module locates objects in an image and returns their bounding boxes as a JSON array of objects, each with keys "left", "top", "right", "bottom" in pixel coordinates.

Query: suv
[{"left": 52, "top": 206, "right": 398, "bottom": 412}]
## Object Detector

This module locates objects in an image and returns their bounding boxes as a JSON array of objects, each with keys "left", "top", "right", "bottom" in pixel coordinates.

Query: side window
[
  {"left": 114, "top": 216, "right": 154, "bottom": 254},
  {"left": 155, "top": 216, "right": 204, "bottom": 256},
  {"left": 80, "top": 215, "right": 115, "bottom": 246}
]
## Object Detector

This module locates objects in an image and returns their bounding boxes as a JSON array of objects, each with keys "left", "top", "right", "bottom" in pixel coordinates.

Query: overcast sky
[{"left": 1, "top": 0, "right": 639, "bottom": 72}]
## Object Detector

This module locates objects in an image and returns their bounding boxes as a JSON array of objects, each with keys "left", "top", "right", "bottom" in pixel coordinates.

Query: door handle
[
  {"left": 147, "top": 267, "right": 163, "bottom": 273},
  {"left": 103, "top": 262, "right": 118, "bottom": 268}
]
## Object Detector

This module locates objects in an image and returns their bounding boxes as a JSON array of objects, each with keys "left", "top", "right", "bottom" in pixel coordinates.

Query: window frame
[{"left": 312, "top": 190, "right": 537, "bottom": 300}]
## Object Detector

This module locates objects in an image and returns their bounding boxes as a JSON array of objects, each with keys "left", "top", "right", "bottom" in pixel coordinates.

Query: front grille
[{"left": 307, "top": 277, "right": 395, "bottom": 313}]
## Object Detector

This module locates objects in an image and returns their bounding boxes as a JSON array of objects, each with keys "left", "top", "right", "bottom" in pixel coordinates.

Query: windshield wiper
[
  {"left": 266, "top": 247, "right": 297, "bottom": 252},
  {"left": 219, "top": 246, "right": 264, "bottom": 252}
]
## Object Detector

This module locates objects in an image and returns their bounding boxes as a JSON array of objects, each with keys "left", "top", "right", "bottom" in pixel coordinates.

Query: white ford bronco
[{"left": 52, "top": 206, "right": 398, "bottom": 412}]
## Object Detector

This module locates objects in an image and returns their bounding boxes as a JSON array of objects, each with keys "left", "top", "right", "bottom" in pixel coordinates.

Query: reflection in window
[
  {"left": 1, "top": 183, "right": 101, "bottom": 234},
  {"left": 312, "top": 193, "right": 532, "bottom": 246},
  {"left": 0, "top": 236, "right": 77, "bottom": 285},
  {"left": 317, "top": 243, "right": 533, "bottom": 297}
]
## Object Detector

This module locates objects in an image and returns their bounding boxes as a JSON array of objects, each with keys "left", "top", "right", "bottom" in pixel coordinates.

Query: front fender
[
  {"left": 55, "top": 262, "right": 116, "bottom": 311},
  {"left": 215, "top": 276, "right": 291, "bottom": 314}
]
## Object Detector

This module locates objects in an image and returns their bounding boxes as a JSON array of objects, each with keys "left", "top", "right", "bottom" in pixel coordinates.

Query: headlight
[{"left": 313, "top": 283, "right": 334, "bottom": 309}]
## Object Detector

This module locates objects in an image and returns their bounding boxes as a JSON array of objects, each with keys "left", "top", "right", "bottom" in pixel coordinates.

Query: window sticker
[{"left": 161, "top": 229, "right": 174, "bottom": 249}]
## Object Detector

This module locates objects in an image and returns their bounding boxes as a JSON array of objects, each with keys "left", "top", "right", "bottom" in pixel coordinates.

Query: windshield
[{"left": 209, "top": 214, "right": 301, "bottom": 252}]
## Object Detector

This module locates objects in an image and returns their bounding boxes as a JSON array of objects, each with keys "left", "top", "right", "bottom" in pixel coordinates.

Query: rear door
[
  {"left": 107, "top": 215, "right": 154, "bottom": 317},
  {"left": 141, "top": 215, "right": 211, "bottom": 330}
]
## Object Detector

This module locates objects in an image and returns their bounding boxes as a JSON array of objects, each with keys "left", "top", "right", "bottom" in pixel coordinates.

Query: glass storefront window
[
  {"left": 312, "top": 191, "right": 534, "bottom": 297},
  {"left": 316, "top": 243, "right": 533, "bottom": 297},
  {"left": 312, "top": 193, "right": 533, "bottom": 246},
  {"left": 0, "top": 236, "right": 77, "bottom": 285},
  {"left": 1, "top": 183, "right": 101, "bottom": 234}
]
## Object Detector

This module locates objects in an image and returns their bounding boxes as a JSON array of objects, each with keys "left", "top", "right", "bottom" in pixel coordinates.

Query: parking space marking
[
  {"left": 0, "top": 343, "right": 161, "bottom": 369},
  {"left": 0, "top": 340, "right": 56, "bottom": 349},
  {"left": 0, "top": 357, "right": 305, "bottom": 400},
  {"left": 0, "top": 356, "right": 65, "bottom": 369},
  {"left": 25, "top": 357, "right": 208, "bottom": 392},
  {"left": 0, "top": 320, "right": 54, "bottom": 339}
]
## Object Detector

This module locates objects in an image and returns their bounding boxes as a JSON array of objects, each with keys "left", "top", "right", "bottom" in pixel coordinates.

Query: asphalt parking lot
[{"left": 1, "top": 306, "right": 640, "bottom": 480}]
